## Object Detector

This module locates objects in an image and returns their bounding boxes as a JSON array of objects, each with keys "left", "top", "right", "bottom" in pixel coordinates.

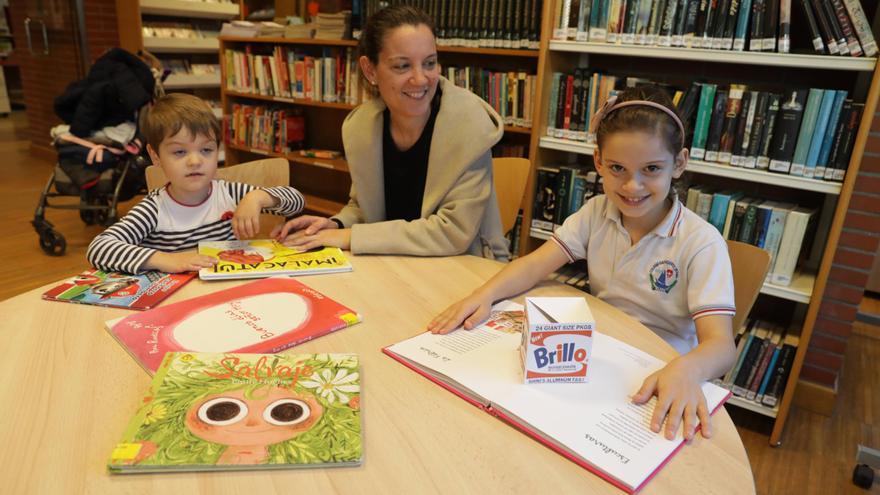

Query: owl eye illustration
[
  {"left": 263, "top": 399, "right": 311, "bottom": 426},
  {"left": 197, "top": 397, "right": 249, "bottom": 426}
]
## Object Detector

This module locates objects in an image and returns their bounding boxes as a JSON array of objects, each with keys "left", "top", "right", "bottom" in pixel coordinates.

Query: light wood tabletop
[{"left": 0, "top": 254, "right": 754, "bottom": 494}]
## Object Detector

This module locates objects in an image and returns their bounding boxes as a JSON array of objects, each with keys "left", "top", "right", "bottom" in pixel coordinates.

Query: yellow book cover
[{"left": 198, "top": 240, "right": 352, "bottom": 280}]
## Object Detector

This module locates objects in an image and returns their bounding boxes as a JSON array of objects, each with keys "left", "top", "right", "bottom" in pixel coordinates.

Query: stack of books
[
  {"left": 220, "top": 20, "right": 285, "bottom": 38},
  {"left": 285, "top": 22, "right": 315, "bottom": 39},
  {"left": 314, "top": 11, "right": 351, "bottom": 40}
]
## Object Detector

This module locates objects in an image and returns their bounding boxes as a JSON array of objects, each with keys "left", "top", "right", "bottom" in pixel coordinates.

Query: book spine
[
  {"left": 606, "top": 0, "right": 623, "bottom": 43},
  {"left": 554, "top": 167, "right": 577, "bottom": 226},
  {"left": 761, "top": 0, "right": 777, "bottom": 51},
  {"left": 816, "top": 90, "right": 849, "bottom": 176},
  {"left": 763, "top": 206, "right": 788, "bottom": 273},
  {"left": 768, "top": 89, "right": 807, "bottom": 173},
  {"left": 734, "top": 333, "right": 769, "bottom": 396},
  {"left": 577, "top": 0, "right": 594, "bottom": 40},
  {"left": 798, "top": 0, "right": 825, "bottom": 53},
  {"left": 753, "top": 203, "right": 773, "bottom": 248},
  {"left": 833, "top": 103, "right": 863, "bottom": 181},
  {"left": 790, "top": 88, "right": 824, "bottom": 176},
  {"left": 727, "top": 329, "right": 757, "bottom": 387},
  {"left": 681, "top": 0, "right": 700, "bottom": 46},
  {"left": 547, "top": 73, "right": 562, "bottom": 135},
  {"left": 704, "top": 90, "right": 729, "bottom": 162},
  {"left": 727, "top": 198, "right": 748, "bottom": 240},
  {"left": 635, "top": 0, "right": 654, "bottom": 43},
  {"left": 746, "top": 331, "right": 776, "bottom": 399},
  {"left": 813, "top": 0, "right": 845, "bottom": 54},
  {"left": 805, "top": 89, "right": 837, "bottom": 178},
  {"left": 738, "top": 202, "right": 759, "bottom": 244},
  {"left": 732, "top": 90, "right": 756, "bottom": 166},
  {"left": 732, "top": 0, "right": 752, "bottom": 50},
  {"left": 822, "top": 0, "right": 850, "bottom": 55},
  {"left": 830, "top": 0, "right": 862, "bottom": 56},
  {"left": 743, "top": 91, "right": 768, "bottom": 168},
  {"left": 672, "top": 0, "right": 690, "bottom": 46},
  {"left": 777, "top": 0, "right": 791, "bottom": 52},
  {"left": 756, "top": 344, "right": 781, "bottom": 402},
  {"left": 708, "top": 193, "right": 732, "bottom": 232},
  {"left": 720, "top": 0, "right": 740, "bottom": 49},
  {"left": 762, "top": 343, "right": 796, "bottom": 407},
  {"left": 555, "top": 74, "right": 568, "bottom": 133},
  {"left": 532, "top": 168, "right": 558, "bottom": 231},
  {"left": 718, "top": 85, "right": 746, "bottom": 164},
  {"left": 770, "top": 209, "right": 811, "bottom": 285},
  {"left": 647, "top": 0, "right": 667, "bottom": 44},
  {"left": 825, "top": 100, "right": 853, "bottom": 179},
  {"left": 694, "top": 0, "right": 711, "bottom": 47},
  {"left": 570, "top": 70, "right": 584, "bottom": 136},
  {"left": 621, "top": 0, "right": 641, "bottom": 43},
  {"left": 748, "top": 0, "right": 764, "bottom": 51},
  {"left": 589, "top": 0, "right": 608, "bottom": 41},
  {"left": 529, "top": 0, "right": 540, "bottom": 47},
  {"left": 843, "top": 0, "right": 879, "bottom": 56}
]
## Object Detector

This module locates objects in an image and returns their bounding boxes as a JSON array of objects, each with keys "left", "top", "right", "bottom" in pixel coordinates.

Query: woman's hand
[
  {"left": 271, "top": 215, "right": 338, "bottom": 240},
  {"left": 428, "top": 292, "right": 494, "bottom": 334},
  {"left": 631, "top": 359, "right": 712, "bottom": 441},
  {"left": 279, "top": 228, "right": 351, "bottom": 251}
]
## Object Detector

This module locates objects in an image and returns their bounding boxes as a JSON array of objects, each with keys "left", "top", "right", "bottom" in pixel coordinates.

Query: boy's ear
[
  {"left": 672, "top": 147, "right": 688, "bottom": 179},
  {"left": 146, "top": 144, "right": 160, "bottom": 166}
]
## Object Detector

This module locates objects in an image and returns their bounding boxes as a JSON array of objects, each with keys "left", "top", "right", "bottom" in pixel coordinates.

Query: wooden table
[{"left": 0, "top": 255, "right": 754, "bottom": 494}]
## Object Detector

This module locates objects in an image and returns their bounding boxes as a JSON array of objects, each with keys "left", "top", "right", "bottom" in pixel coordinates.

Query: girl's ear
[
  {"left": 358, "top": 56, "right": 377, "bottom": 86},
  {"left": 593, "top": 149, "right": 606, "bottom": 175},
  {"left": 672, "top": 147, "right": 688, "bottom": 179}
]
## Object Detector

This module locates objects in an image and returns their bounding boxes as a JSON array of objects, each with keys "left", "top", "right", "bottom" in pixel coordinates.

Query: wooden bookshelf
[
  {"left": 143, "top": 36, "right": 221, "bottom": 53},
  {"left": 140, "top": 0, "right": 239, "bottom": 19},
  {"left": 301, "top": 193, "right": 345, "bottom": 216},
  {"left": 163, "top": 73, "right": 221, "bottom": 89},
  {"left": 225, "top": 90, "right": 357, "bottom": 110},
  {"left": 226, "top": 142, "right": 350, "bottom": 172},
  {"left": 525, "top": 0, "right": 880, "bottom": 447}
]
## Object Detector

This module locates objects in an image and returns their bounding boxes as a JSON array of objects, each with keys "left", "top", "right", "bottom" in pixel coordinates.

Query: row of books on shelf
[
  {"left": 162, "top": 59, "right": 220, "bottom": 75},
  {"left": 685, "top": 186, "right": 815, "bottom": 287},
  {"left": 368, "top": 0, "right": 543, "bottom": 49},
  {"left": 713, "top": 318, "right": 799, "bottom": 409},
  {"left": 223, "top": 47, "right": 369, "bottom": 105},
  {"left": 551, "top": 0, "right": 878, "bottom": 57},
  {"left": 445, "top": 66, "right": 536, "bottom": 128},
  {"left": 220, "top": 13, "right": 353, "bottom": 40},
  {"left": 531, "top": 166, "right": 604, "bottom": 232},
  {"left": 546, "top": 71, "right": 862, "bottom": 182},
  {"left": 142, "top": 21, "right": 219, "bottom": 40},
  {"left": 224, "top": 103, "right": 306, "bottom": 154}
]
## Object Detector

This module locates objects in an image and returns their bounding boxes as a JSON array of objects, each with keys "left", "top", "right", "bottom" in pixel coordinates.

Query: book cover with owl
[
  {"left": 105, "top": 277, "right": 362, "bottom": 374},
  {"left": 108, "top": 352, "right": 362, "bottom": 472}
]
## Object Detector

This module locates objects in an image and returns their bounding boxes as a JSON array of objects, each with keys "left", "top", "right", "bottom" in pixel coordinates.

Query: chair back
[
  {"left": 726, "top": 240, "right": 772, "bottom": 333},
  {"left": 491, "top": 157, "right": 531, "bottom": 234},
  {"left": 145, "top": 158, "right": 290, "bottom": 236}
]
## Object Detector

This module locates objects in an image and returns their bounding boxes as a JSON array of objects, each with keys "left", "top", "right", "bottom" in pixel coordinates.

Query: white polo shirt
[{"left": 551, "top": 195, "right": 735, "bottom": 355}]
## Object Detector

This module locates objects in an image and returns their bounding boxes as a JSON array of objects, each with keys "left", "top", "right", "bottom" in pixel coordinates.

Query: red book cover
[
  {"left": 42, "top": 269, "right": 194, "bottom": 310},
  {"left": 106, "top": 278, "right": 362, "bottom": 374},
  {"left": 563, "top": 74, "right": 575, "bottom": 130}
]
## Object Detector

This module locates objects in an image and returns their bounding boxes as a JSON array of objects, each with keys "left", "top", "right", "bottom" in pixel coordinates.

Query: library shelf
[
  {"left": 548, "top": 40, "right": 877, "bottom": 72},
  {"left": 140, "top": 0, "right": 239, "bottom": 19},
  {"left": 538, "top": 137, "right": 844, "bottom": 195},
  {"left": 143, "top": 36, "right": 219, "bottom": 53}
]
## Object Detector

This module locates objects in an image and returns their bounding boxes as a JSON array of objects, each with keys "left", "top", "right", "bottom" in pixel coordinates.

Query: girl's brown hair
[{"left": 595, "top": 85, "right": 686, "bottom": 156}]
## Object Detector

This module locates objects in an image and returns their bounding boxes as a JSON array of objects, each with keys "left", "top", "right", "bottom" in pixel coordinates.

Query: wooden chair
[
  {"left": 145, "top": 158, "right": 290, "bottom": 236},
  {"left": 492, "top": 157, "right": 531, "bottom": 234},
  {"left": 726, "top": 240, "right": 772, "bottom": 333}
]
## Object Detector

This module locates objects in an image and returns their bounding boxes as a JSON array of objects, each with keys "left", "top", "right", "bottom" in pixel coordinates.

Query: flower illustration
[
  {"left": 300, "top": 368, "right": 360, "bottom": 404},
  {"left": 143, "top": 403, "right": 168, "bottom": 425},
  {"left": 348, "top": 396, "right": 360, "bottom": 410}
]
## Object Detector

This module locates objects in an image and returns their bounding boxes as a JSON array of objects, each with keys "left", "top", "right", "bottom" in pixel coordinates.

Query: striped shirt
[
  {"left": 551, "top": 195, "right": 735, "bottom": 354},
  {"left": 87, "top": 180, "right": 305, "bottom": 273}
]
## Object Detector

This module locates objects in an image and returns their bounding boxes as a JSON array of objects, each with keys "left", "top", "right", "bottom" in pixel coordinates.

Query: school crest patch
[{"left": 649, "top": 260, "right": 679, "bottom": 294}]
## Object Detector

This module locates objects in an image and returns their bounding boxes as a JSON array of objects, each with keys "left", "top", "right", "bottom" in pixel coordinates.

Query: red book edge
[{"left": 383, "top": 345, "right": 732, "bottom": 494}]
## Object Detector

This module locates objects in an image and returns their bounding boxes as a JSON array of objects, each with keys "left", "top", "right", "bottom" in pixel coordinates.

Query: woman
[{"left": 272, "top": 6, "right": 509, "bottom": 260}]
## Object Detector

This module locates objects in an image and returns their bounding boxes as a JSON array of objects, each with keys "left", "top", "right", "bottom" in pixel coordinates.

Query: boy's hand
[
  {"left": 631, "top": 359, "right": 712, "bottom": 441},
  {"left": 271, "top": 215, "right": 337, "bottom": 240},
  {"left": 144, "top": 251, "right": 217, "bottom": 273},
  {"left": 233, "top": 190, "right": 277, "bottom": 239},
  {"left": 428, "top": 294, "right": 493, "bottom": 334}
]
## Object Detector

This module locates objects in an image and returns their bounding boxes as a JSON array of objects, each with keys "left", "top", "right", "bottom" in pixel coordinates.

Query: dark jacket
[{"left": 54, "top": 48, "right": 155, "bottom": 137}]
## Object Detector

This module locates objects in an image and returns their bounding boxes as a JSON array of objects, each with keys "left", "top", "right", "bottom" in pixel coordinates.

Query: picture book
[
  {"left": 106, "top": 277, "right": 362, "bottom": 373},
  {"left": 383, "top": 301, "right": 730, "bottom": 494},
  {"left": 108, "top": 352, "right": 362, "bottom": 473},
  {"left": 41, "top": 269, "right": 195, "bottom": 310},
  {"left": 197, "top": 240, "right": 352, "bottom": 280}
]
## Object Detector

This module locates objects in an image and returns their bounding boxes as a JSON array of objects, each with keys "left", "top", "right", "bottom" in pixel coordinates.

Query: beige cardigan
[{"left": 334, "top": 77, "right": 509, "bottom": 260}]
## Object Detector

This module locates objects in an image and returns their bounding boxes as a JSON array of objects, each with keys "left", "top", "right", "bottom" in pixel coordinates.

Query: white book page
[{"left": 386, "top": 301, "right": 729, "bottom": 491}]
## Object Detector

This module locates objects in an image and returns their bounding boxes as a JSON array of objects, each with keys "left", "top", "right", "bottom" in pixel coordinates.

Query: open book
[
  {"left": 198, "top": 240, "right": 352, "bottom": 280},
  {"left": 108, "top": 352, "right": 362, "bottom": 473},
  {"left": 383, "top": 301, "right": 730, "bottom": 493}
]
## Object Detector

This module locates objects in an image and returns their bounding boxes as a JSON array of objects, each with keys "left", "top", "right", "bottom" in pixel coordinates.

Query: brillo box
[{"left": 521, "top": 297, "right": 594, "bottom": 384}]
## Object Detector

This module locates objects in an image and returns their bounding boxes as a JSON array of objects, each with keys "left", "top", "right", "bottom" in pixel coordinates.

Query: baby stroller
[{"left": 32, "top": 48, "right": 162, "bottom": 256}]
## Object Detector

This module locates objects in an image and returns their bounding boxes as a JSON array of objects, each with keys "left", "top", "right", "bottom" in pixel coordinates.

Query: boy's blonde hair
[{"left": 143, "top": 93, "right": 221, "bottom": 149}]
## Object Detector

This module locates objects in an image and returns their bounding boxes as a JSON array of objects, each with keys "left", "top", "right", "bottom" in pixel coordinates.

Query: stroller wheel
[{"left": 39, "top": 230, "right": 66, "bottom": 256}]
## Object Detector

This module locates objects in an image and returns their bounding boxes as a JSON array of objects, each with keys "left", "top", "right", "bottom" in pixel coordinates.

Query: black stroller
[{"left": 32, "top": 48, "right": 161, "bottom": 256}]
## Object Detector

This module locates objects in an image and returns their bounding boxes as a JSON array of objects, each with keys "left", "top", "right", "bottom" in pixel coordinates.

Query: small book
[
  {"left": 42, "top": 269, "right": 194, "bottom": 310},
  {"left": 108, "top": 351, "right": 362, "bottom": 473},
  {"left": 105, "top": 277, "right": 362, "bottom": 373},
  {"left": 384, "top": 301, "right": 730, "bottom": 494},
  {"left": 198, "top": 240, "right": 352, "bottom": 280}
]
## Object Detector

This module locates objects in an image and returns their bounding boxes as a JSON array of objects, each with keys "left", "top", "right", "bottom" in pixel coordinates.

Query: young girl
[{"left": 429, "top": 86, "right": 737, "bottom": 443}]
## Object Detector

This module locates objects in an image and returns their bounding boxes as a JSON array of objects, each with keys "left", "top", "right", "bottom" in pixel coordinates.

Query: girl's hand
[
  {"left": 144, "top": 251, "right": 217, "bottom": 273},
  {"left": 271, "top": 215, "right": 337, "bottom": 240},
  {"left": 279, "top": 228, "right": 351, "bottom": 251},
  {"left": 428, "top": 294, "right": 493, "bottom": 334},
  {"left": 233, "top": 190, "right": 275, "bottom": 239},
  {"left": 631, "top": 359, "right": 712, "bottom": 441}
]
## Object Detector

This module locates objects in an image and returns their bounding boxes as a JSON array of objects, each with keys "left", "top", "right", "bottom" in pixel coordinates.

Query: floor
[{"left": 1, "top": 111, "right": 879, "bottom": 494}]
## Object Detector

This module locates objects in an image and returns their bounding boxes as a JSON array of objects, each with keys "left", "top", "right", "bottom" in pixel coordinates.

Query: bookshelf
[
  {"left": 218, "top": 33, "right": 542, "bottom": 214},
  {"left": 523, "top": 0, "right": 880, "bottom": 445}
]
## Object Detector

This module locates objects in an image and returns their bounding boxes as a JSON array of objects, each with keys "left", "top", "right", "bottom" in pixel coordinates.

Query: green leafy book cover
[{"left": 108, "top": 352, "right": 362, "bottom": 472}]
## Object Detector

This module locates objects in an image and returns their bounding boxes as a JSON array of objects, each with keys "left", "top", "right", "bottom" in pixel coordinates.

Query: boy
[{"left": 87, "top": 93, "right": 305, "bottom": 274}]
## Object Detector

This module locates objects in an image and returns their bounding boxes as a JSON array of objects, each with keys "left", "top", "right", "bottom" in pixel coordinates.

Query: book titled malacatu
[
  {"left": 198, "top": 240, "right": 352, "bottom": 280},
  {"left": 42, "top": 269, "right": 194, "bottom": 310},
  {"left": 106, "top": 277, "right": 362, "bottom": 373},
  {"left": 383, "top": 301, "right": 730, "bottom": 494},
  {"left": 108, "top": 351, "right": 362, "bottom": 473}
]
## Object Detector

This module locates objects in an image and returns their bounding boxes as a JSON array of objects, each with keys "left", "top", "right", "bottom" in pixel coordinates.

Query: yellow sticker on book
[
  {"left": 111, "top": 442, "right": 142, "bottom": 461},
  {"left": 340, "top": 313, "right": 360, "bottom": 325}
]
